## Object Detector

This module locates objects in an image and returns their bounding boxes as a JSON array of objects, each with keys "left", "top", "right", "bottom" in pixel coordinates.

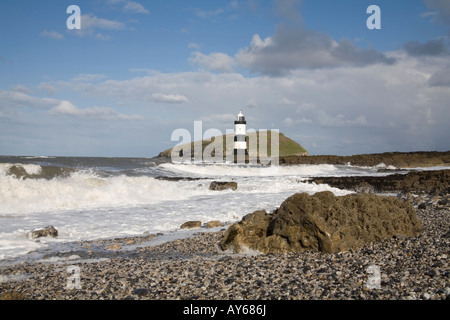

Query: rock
[
  {"left": 418, "top": 202, "right": 428, "bottom": 209},
  {"left": 209, "top": 181, "right": 237, "bottom": 191},
  {"left": 444, "top": 287, "right": 450, "bottom": 298},
  {"left": 221, "top": 191, "right": 423, "bottom": 254},
  {"left": 422, "top": 293, "right": 431, "bottom": 300},
  {"left": 107, "top": 244, "right": 122, "bottom": 250},
  {"left": 180, "top": 221, "right": 202, "bottom": 229},
  {"left": 132, "top": 288, "right": 149, "bottom": 296},
  {"left": 310, "top": 170, "right": 450, "bottom": 194},
  {"left": 0, "top": 292, "right": 25, "bottom": 300},
  {"left": 279, "top": 151, "right": 450, "bottom": 168},
  {"left": 205, "top": 220, "right": 223, "bottom": 228},
  {"left": 31, "top": 226, "right": 58, "bottom": 239}
]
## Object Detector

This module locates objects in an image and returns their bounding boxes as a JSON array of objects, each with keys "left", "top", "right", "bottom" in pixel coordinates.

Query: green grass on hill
[{"left": 159, "top": 131, "right": 308, "bottom": 159}]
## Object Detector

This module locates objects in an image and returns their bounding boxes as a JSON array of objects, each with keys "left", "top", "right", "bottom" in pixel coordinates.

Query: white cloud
[
  {"left": 317, "top": 111, "right": 368, "bottom": 128},
  {"left": 0, "top": 90, "right": 58, "bottom": 110},
  {"left": 69, "top": 14, "right": 126, "bottom": 39},
  {"left": 201, "top": 113, "right": 236, "bottom": 125},
  {"left": 195, "top": 8, "right": 225, "bottom": 19},
  {"left": 280, "top": 97, "right": 295, "bottom": 105},
  {"left": 284, "top": 117, "right": 312, "bottom": 127},
  {"left": 189, "top": 51, "right": 235, "bottom": 73},
  {"left": 188, "top": 42, "right": 202, "bottom": 50},
  {"left": 40, "top": 30, "right": 64, "bottom": 40},
  {"left": 122, "top": 1, "right": 150, "bottom": 14},
  {"left": 10, "top": 84, "right": 33, "bottom": 94},
  {"left": 106, "top": 0, "right": 150, "bottom": 14},
  {"left": 152, "top": 93, "right": 189, "bottom": 103},
  {"left": 50, "top": 100, "right": 143, "bottom": 120},
  {"left": 71, "top": 73, "right": 107, "bottom": 82},
  {"left": 37, "top": 82, "right": 58, "bottom": 96}
]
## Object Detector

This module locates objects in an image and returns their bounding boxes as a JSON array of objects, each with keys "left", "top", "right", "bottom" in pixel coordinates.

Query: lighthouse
[{"left": 234, "top": 110, "right": 247, "bottom": 158}]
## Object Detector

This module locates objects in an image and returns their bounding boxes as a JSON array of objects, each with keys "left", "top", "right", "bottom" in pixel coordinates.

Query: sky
[{"left": 0, "top": 0, "right": 449, "bottom": 157}]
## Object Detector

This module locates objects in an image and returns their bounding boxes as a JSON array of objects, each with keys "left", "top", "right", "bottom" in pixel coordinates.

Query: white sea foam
[
  {"left": 0, "top": 167, "right": 210, "bottom": 215},
  {"left": 160, "top": 162, "right": 379, "bottom": 178}
]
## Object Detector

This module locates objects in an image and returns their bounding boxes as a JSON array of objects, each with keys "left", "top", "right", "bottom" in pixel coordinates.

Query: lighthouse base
[{"left": 233, "top": 149, "right": 248, "bottom": 164}]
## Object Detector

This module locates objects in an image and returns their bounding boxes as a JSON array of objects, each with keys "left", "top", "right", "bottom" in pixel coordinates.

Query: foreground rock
[
  {"left": 30, "top": 226, "right": 58, "bottom": 239},
  {"left": 221, "top": 191, "right": 422, "bottom": 254},
  {"left": 209, "top": 181, "right": 237, "bottom": 191}
]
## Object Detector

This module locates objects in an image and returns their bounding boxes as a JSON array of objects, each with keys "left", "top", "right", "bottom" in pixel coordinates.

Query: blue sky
[{"left": 0, "top": 0, "right": 449, "bottom": 157}]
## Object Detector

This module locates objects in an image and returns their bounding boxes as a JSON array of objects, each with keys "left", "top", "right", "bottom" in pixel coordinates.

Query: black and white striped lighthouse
[{"left": 234, "top": 110, "right": 247, "bottom": 157}]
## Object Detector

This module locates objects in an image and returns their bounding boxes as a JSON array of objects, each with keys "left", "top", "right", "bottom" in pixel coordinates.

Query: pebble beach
[{"left": 0, "top": 192, "right": 449, "bottom": 301}]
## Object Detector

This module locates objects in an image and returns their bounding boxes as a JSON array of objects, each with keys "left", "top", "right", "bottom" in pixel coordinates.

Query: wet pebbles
[{"left": 1, "top": 193, "right": 449, "bottom": 300}]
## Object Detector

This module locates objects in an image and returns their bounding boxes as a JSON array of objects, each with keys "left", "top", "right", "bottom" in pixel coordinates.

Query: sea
[{"left": 0, "top": 155, "right": 447, "bottom": 265}]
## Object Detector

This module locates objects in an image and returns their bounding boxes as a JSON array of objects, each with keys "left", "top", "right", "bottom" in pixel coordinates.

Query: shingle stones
[{"left": 220, "top": 191, "right": 423, "bottom": 254}]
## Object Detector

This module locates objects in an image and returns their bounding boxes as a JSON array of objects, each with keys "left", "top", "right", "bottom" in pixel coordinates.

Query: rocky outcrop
[
  {"left": 30, "top": 226, "right": 58, "bottom": 239},
  {"left": 209, "top": 181, "right": 237, "bottom": 191},
  {"left": 205, "top": 220, "right": 223, "bottom": 228},
  {"left": 279, "top": 151, "right": 450, "bottom": 168},
  {"left": 180, "top": 221, "right": 202, "bottom": 229},
  {"left": 221, "top": 191, "right": 422, "bottom": 254},
  {"left": 311, "top": 170, "right": 449, "bottom": 194}
]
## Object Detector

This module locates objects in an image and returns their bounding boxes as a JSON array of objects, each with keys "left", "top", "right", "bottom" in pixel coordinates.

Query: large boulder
[
  {"left": 30, "top": 226, "right": 58, "bottom": 239},
  {"left": 209, "top": 181, "right": 237, "bottom": 191},
  {"left": 180, "top": 221, "right": 202, "bottom": 229},
  {"left": 220, "top": 191, "right": 423, "bottom": 254}
]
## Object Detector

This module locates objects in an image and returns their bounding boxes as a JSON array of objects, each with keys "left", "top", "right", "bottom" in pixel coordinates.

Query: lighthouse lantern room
[{"left": 234, "top": 110, "right": 247, "bottom": 157}]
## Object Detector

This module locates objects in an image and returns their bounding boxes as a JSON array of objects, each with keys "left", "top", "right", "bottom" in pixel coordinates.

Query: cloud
[
  {"left": 71, "top": 73, "right": 107, "bottom": 82},
  {"left": 0, "top": 90, "right": 58, "bottom": 110},
  {"left": 50, "top": 100, "right": 143, "bottom": 120},
  {"left": 201, "top": 113, "right": 236, "bottom": 125},
  {"left": 428, "top": 66, "right": 450, "bottom": 86},
  {"left": 244, "top": 99, "right": 257, "bottom": 109},
  {"left": 272, "top": 0, "right": 303, "bottom": 23},
  {"left": 424, "top": 0, "right": 450, "bottom": 25},
  {"left": 0, "top": 89, "right": 142, "bottom": 121},
  {"left": 317, "top": 111, "right": 368, "bottom": 128},
  {"left": 189, "top": 51, "right": 235, "bottom": 73},
  {"left": 37, "top": 82, "right": 58, "bottom": 96},
  {"left": 279, "top": 98, "right": 295, "bottom": 105},
  {"left": 10, "top": 84, "right": 33, "bottom": 94},
  {"left": 40, "top": 30, "right": 64, "bottom": 40},
  {"left": 106, "top": 0, "right": 150, "bottom": 14},
  {"left": 188, "top": 42, "right": 202, "bottom": 50},
  {"left": 283, "top": 117, "right": 312, "bottom": 126},
  {"left": 122, "top": 1, "right": 150, "bottom": 14},
  {"left": 195, "top": 8, "right": 225, "bottom": 19},
  {"left": 235, "top": 24, "right": 396, "bottom": 76},
  {"left": 404, "top": 38, "right": 449, "bottom": 56},
  {"left": 152, "top": 93, "right": 189, "bottom": 103},
  {"left": 69, "top": 14, "right": 126, "bottom": 39}
]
